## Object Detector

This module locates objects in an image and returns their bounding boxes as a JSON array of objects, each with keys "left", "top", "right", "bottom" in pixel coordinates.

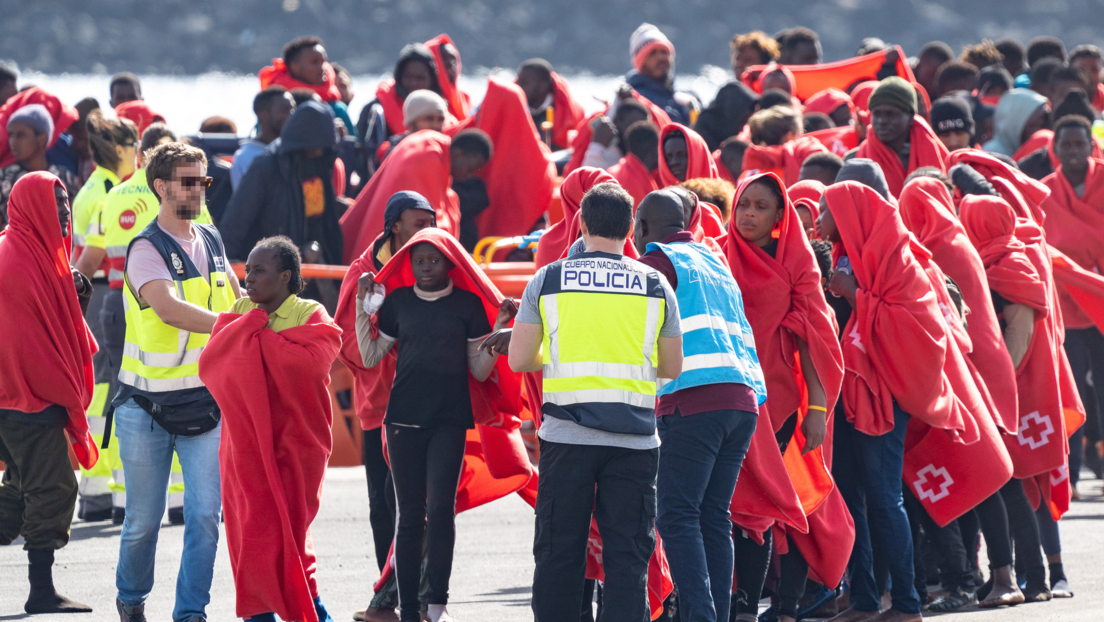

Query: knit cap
[
  {"left": 929, "top": 96, "right": 975, "bottom": 135},
  {"left": 630, "top": 23, "right": 675, "bottom": 72},
  {"left": 868, "top": 77, "right": 917, "bottom": 116},
  {"left": 402, "top": 90, "right": 448, "bottom": 129},
  {"left": 6, "top": 104, "right": 53, "bottom": 139}
]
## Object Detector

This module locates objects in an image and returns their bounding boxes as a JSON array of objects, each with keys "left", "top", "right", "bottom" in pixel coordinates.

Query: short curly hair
[
  {"left": 145, "top": 142, "right": 207, "bottom": 203},
  {"left": 960, "top": 40, "right": 1003, "bottom": 69},
  {"left": 253, "top": 235, "right": 306, "bottom": 294},
  {"left": 681, "top": 178, "right": 736, "bottom": 221},
  {"left": 731, "top": 31, "right": 780, "bottom": 68}
]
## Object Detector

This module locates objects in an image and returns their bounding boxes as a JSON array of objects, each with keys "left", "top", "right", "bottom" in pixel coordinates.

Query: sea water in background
[{"left": 22, "top": 67, "right": 731, "bottom": 137}]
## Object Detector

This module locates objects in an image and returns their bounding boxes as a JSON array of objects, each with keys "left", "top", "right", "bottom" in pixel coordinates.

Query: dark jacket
[
  {"left": 221, "top": 100, "right": 344, "bottom": 264},
  {"left": 1017, "top": 147, "right": 1053, "bottom": 181},
  {"left": 626, "top": 70, "right": 690, "bottom": 125},
  {"left": 694, "top": 82, "right": 758, "bottom": 152}
]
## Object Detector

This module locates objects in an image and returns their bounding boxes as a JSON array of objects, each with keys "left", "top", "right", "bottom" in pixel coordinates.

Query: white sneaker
[
  {"left": 427, "top": 604, "right": 454, "bottom": 622},
  {"left": 1051, "top": 579, "right": 1074, "bottom": 598}
]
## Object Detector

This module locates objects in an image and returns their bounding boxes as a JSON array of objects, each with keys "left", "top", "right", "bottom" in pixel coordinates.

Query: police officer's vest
[
  {"left": 648, "top": 241, "right": 767, "bottom": 403},
  {"left": 538, "top": 251, "right": 667, "bottom": 436},
  {"left": 115, "top": 220, "right": 233, "bottom": 407}
]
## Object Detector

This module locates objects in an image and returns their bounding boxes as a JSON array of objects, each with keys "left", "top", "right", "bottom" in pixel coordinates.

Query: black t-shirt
[{"left": 377, "top": 286, "right": 492, "bottom": 428}]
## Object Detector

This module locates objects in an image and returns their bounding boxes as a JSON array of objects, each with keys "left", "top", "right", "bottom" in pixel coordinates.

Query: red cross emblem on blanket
[
  {"left": 913, "top": 464, "right": 954, "bottom": 503},
  {"left": 1017, "top": 411, "right": 1054, "bottom": 451}
]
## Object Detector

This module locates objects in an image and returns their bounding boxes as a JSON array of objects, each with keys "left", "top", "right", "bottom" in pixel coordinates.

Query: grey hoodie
[{"left": 983, "top": 88, "right": 1048, "bottom": 157}]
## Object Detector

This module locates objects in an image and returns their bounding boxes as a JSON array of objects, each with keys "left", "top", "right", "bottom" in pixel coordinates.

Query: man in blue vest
[
  {"left": 508, "top": 182, "right": 683, "bottom": 622},
  {"left": 634, "top": 189, "right": 766, "bottom": 622}
]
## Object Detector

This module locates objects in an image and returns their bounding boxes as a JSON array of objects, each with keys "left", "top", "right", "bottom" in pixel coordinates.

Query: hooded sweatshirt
[
  {"left": 221, "top": 101, "right": 343, "bottom": 264},
  {"left": 983, "top": 89, "right": 1049, "bottom": 157}
]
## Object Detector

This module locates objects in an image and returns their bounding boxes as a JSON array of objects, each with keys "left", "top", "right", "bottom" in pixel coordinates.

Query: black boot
[
  {"left": 112, "top": 507, "right": 126, "bottom": 525},
  {"left": 24, "top": 549, "right": 92, "bottom": 614}
]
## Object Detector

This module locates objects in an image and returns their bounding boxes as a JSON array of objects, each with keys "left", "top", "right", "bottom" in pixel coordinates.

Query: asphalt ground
[{"left": 2, "top": 468, "right": 1101, "bottom": 621}]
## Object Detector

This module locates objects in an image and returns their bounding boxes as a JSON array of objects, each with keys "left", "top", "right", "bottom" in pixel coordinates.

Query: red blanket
[
  {"left": 899, "top": 178, "right": 1019, "bottom": 434},
  {"left": 1012, "top": 129, "right": 1053, "bottom": 163},
  {"left": 335, "top": 238, "right": 398, "bottom": 431},
  {"left": 200, "top": 307, "right": 340, "bottom": 622},
  {"left": 959, "top": 195, "right": 1071, "bottom": 479},
  {"left": 608, "top": 154, "right": 659, "bottom": 207},
  {"left": 259, "top": 58, "right": 341, "bottom": 103},
  {"left": 725, "top": 174, "right": 843, "bottom": 435},
  {"left": 114, "top": 101, "right": 166, "bottom": 137},
  {"left": 426, "top": 34, "right": 472, "bottom": 121},
  {"left": 1042, "top": 159, "right": 1104, "bottom": 329},
  {"left": 457, "top": 76, "right": 557, "bottom": 238},
  {"left": 724, "top": 173, "right": 852, "bottom": 582},
  {"left": 0, "top": 88, "right": 79, "bottom": 169},
  {"left": 563, "top": 92, "right": 673, "bottom": 175},
  {"left": 826, "top": 182, "right": 976, "bottom": 441},
  {"left": 548, "top": 71, "right": 585, "bottom": 149},
  {"left": 945, "top": 149, "right": 1052, "bottom": 222},
  {"left": 373, "top": 80, "right": 408, "bottom": 136},
  {"left": 740, "top": 136, "right": 828, "bottom": 187},
  {"left": 805, "top": 88, "right": 854, "bottom": 118},
  {"left": 806, "top": 126, "right": 860, "bottom": 157},
  {"left": 788, "top": 179, "right": 825, "bottom": 224},
  {"left": 855, "top": 115, "right": 948, "bottom": 198},
  {"left": 0, "top": 172, "right": 97, "bottom": 467},
  {"left": 535, "top": 167, "right": 615, "bottom": 268},
  {"left": 658, "top": 123, "right": 719, "bottom": 187},
  {"left": 340, "top": 130, "right": 459, "bottom": 263},
  {"left": 741, "top": 47, "right": 915, "bottom": 102}
]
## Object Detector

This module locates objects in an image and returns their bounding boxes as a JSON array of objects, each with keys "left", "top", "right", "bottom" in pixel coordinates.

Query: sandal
[{"left": 927, "top": 589, "right": 977, "bottom": 612}]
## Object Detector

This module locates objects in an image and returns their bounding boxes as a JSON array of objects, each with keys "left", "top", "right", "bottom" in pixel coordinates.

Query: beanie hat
[
  {"left": 402, "top": 89, "right": 448, "bottom": 128},
  {"left": 7, "top": 104, "right": 53, "bottom": 140},
  {"left": 630, "top": 23, "right": 675, "bottom": 72},
  {"left": 929, "top": 96, "right": 975, "bottom": 136},
  {"left": 1052, "top": 88, "right": 1097, "bottom": 124},
  {"left": 868, "top": 77, "right": 917, "bottom": 116}
]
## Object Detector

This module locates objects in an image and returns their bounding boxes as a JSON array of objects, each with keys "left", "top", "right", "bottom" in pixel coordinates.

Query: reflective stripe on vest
[
  {"left": 648, "top": 241, "right": 767, "bottom": 402},
  {"left": 537, "top": 252, "right": 666, "bottom": 434},
  {"left": 119, "top": 221, "right": 232, "bottom": 402}
]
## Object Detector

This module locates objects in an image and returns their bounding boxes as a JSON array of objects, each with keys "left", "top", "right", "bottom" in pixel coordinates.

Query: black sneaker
[
  {"left": 168, "top": 507, "right": 185, "bottom": 525},
  {"left": 116, "top": 598, "right": 147, "bottom": 622},
  {"left": 112, "top": 508, "right": 126, "bottom": 525}
]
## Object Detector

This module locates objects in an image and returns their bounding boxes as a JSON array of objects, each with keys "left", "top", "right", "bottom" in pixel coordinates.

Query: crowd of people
[{"left": 1, "top": 19, "right": 1103, "bottom": 622}]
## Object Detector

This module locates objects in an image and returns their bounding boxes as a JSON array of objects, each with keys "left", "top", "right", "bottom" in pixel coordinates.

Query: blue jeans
[
  {"left": 114, "top": 398, "right": 222, "bottom": 622},
  {"left": 656, "top": 409, "right": 757, "bottom": 622},
  {"left": 834, "top": 403, "right": 920, "bottom": 615}
]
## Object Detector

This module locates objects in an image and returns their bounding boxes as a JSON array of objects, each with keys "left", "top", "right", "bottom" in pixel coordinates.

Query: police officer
[
  {"left": 112, "top": 142, "right": 239, "bottom": 622},
  {"left": 505, "top": 182, "right": 683, "bottom": 622}
]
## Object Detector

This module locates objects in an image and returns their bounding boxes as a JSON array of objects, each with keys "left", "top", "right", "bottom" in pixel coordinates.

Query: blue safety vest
[{"left": 648, "top": 241, "right": 766, "bottom": 403}]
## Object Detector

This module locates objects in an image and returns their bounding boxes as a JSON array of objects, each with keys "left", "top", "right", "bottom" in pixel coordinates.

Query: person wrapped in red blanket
[
  {"left": 899, "top": 177, "right": 1020, "bottom": 435},
  {"left": 199, "top": 237, "right": 341, "bottom": 622},
  {"left": 516, "top": 59, "right": 586, "bottom": 151},
  {"left": 425, "top": 34, "right": 472, "bottom": 122},
  {"left": 563, "top": 89, "right": 672, "bottom": 176},
  {"left": 855, "top": 77, "right": 949, "bottom": 197},
  {"left": 0, "top": 172, "right": 97, "bottom": 614},
  {"left": 451, "top": 76, "right": 557, "bottom": 239},
  {"left": 723, "top": 173, "right": 853, "bottom": 615},
  {"left": 658, "top": 123, "right": 719, "bottom": 187},
  {"left": 816, "top": 180, "right": 984, "bottom": 620},
  {"left": 608, "top": 120, "right": 661, "bottom": 207},
  {"left": 355, "top": 228, "right": 532, "bottom": 622},
  {"left": 342, "top": 130, "right": 493, "bottom": 262}
]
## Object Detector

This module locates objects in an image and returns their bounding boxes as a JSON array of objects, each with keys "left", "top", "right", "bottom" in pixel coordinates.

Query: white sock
[{"left": 427, "top": 604, "right": 453, "bottom": 622}]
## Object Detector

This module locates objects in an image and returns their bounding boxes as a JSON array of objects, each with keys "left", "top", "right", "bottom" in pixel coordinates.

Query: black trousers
[
  {"left": 1002, "top": 479, "right": 1046, "bottom": 588},
  {"left": 0, "top": 419, "right": 78, "bottom": 550},
  {"left": 1064, "top": 327, "right": 1104, "bottom": 484},
  {"left": 363, "top": 427, "right": 396, "bottom": 572},
  {"left": 532, "top": 439, "right": 658, "bottom": 622},
  {"left": 99, "top": 288, "right": 126, "bottom": 404},
  {"left": 386, "top": 424, "right": 467, "bottom": 622}
]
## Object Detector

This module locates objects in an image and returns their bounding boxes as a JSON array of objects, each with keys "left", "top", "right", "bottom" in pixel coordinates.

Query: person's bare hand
[
  {"left": 802, "top": 408, "right": 827, "bottom": 455},
  {"left": 616, "top": 84, "right": 634, "bottom": 101},
  {"left": 357, "top": 271, "right": 376, "bottom": 301},
  {"left": 828, "top": 271, "right": 859, "bottom": 304},
  {"left": 592, "top": 117, "right": 617, "bottom": 146},
  {"left": 479, "top": 329, "right": 513, "bottom": 355},
  {"left": 496, "top": 298, "right": 518, "bottom": 328},
  {"left": 72, "top": 268, "right": 87, "bottom": 295}
]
